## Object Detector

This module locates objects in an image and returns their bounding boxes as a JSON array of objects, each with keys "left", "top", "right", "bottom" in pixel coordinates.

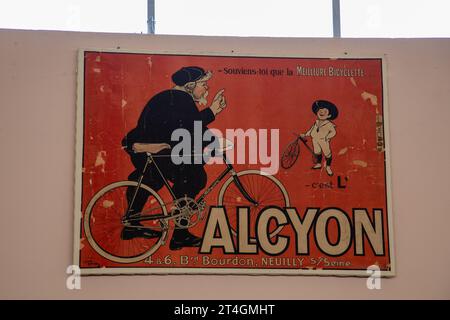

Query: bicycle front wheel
[
  {"left": 217, "top": 170, "right": 290, "bottom": 242},
  {"left": 83, "top": 181, "right": 168, "bottom": 264}
]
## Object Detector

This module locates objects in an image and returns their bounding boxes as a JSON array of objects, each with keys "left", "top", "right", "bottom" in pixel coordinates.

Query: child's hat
[{"left": 312, "top": 100, "right": 339, "bottom": 120}]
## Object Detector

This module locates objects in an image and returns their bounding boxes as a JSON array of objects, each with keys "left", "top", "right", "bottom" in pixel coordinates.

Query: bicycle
[
  {"left": 281, "top": 133, "right": 317, "bottom": 169},
  {"left": 83, "top": 144, "right": 290, "bottom": 264}
]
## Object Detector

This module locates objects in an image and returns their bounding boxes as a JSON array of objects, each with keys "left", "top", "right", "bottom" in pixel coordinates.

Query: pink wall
[{"left": 0, "top": 29, "right": 449, "bottom": 299}]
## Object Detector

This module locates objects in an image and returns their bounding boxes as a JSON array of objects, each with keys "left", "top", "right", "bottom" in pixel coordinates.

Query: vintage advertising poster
[{"left": 73, "top": 49, "right": 395, "bottom": 276}]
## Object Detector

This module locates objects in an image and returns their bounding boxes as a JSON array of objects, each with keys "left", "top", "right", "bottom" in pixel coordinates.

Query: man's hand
[{"left": 210, "top": 89, "right": 226, "bottom": 116}]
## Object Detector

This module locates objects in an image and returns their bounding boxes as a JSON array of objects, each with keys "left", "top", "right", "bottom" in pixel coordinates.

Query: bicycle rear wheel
[
  {"left": 217, "top": 170, "right": 290, "bottom": 242},
  {"left": 83, "top": 181, "right": 168, "bottom": 264},
  {"left": 281, "top": 139, "right": 300, "bottom": 169}
]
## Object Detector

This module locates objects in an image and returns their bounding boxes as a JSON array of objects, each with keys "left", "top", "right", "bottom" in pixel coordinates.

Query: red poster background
[{"left": 77, "top": 52, "right": 391, "bottom": 273}]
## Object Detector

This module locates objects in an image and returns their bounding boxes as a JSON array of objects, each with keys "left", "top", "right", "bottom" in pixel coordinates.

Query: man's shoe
[
  {"left": 326, "top": 166, "right": 333, "bottom": 176},
  {"left": 169, "top": 230, "right": 202, "bottom": 250},
  {"left": 121, "top": 226, "right": 162, "bottom": 240},
  {"left": 312, "top": 163, "right": 322, "bottom": 169}
]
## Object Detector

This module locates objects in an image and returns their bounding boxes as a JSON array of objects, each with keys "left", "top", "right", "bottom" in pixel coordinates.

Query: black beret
[
  {"left": 172, "top": 66, "right": 207, "bottom": 86},
  {"left": 312, "top": 100, "right": 339, "bottom": 120}
]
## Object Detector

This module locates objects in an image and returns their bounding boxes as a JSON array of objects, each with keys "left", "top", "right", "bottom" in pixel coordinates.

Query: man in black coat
[{"left": 121, "top": 66, "right": 226, "bottom": 250}]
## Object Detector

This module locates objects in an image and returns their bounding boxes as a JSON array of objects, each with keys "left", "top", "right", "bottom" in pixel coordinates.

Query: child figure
[{"left": 301, "top": 100, "right": 339, "bottom": 176}]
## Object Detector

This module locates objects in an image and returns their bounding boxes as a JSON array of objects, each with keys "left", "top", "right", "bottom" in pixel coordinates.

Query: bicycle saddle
[{"left": 132, "top": 143, "right": 171, "bottom": 154}]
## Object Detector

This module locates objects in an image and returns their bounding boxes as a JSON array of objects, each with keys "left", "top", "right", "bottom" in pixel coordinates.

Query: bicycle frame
[{"left": 123, "top": 152, "right": 258, "bottom": 224}]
